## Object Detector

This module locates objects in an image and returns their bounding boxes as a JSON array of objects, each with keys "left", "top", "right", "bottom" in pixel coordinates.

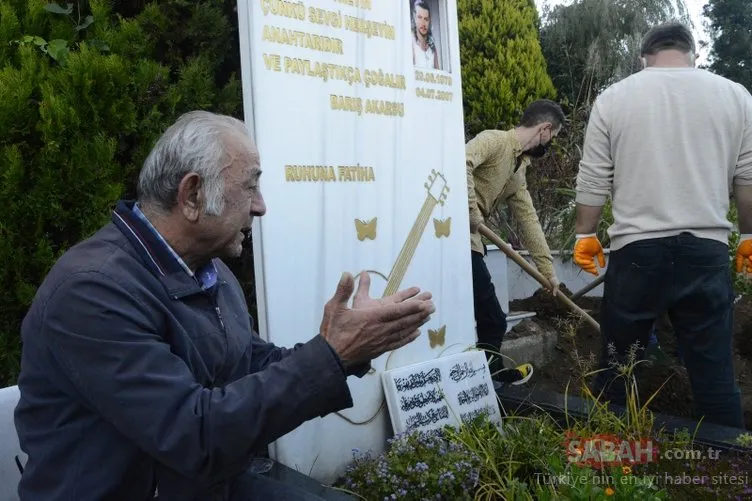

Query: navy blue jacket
[{"left": 14, "top": 200, "right": 356, "bottom": 500}]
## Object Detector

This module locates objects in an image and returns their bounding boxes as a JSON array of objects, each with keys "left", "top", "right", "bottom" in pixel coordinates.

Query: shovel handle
[
  {"left": 571, "top": 273, "right": 606, "bottom": 300},
  {"left": 478, "top": 224, "right": 601, "bottom": 333}
]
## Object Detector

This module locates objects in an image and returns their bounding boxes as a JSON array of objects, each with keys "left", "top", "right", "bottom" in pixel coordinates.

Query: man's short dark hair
[
  {"left": 518, "top": 99, "right": 566, "bottom": 129},
  {"left": 413, "top": 0, "right": 430, "bottom": 13},
  {"left": 640, "top": 21, "right": 695, "bottom": 56}
]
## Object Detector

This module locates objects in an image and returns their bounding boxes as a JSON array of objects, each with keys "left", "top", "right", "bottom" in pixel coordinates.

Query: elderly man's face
[{"left": 204, "top": 137, "right": 266, "bottom": 259}]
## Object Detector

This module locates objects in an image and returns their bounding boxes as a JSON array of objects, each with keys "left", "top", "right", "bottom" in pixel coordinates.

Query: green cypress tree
[{"left": 457, "top": 0, "right": 557, "bottom": 138}]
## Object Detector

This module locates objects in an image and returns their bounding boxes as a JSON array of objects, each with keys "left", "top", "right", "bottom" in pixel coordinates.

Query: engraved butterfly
[
  {"left": 354, "top": 217, "right": 377, "bottom": 241},
  {"left": 433, "top": 217, "right": 451, "bottom": 238},
  {"left": 428, "top": 325, "right": 446, "bottom": 349}
]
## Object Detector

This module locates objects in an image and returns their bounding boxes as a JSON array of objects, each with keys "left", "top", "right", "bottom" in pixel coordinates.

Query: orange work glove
[
  {"left": 573, "top": 233, "right": 606, "bottom": 276},
  {"left": 736, "top": 235, "right": 752, "bottom": 274}
]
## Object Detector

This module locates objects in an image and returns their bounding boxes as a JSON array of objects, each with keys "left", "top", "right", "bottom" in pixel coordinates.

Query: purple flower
[
  {"left": 414, "top": 462, "right": 429, "bottom": 472},
  {"left": 439, "top": 471, "right": 455, "bottom": 485}
]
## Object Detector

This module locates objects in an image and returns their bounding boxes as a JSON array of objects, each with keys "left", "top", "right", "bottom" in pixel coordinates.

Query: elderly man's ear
[{"left": 177, "top": 173, "right": 203, "bottom": 222}]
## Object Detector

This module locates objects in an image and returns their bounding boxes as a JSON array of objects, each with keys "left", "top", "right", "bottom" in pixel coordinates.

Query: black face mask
[{"left": 525, "top": 143, "right": 549, "bottom": 158}]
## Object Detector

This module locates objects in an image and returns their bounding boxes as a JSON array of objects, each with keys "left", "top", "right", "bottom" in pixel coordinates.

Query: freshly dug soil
[{"left": 509, "top": 285, "right": 752, "bottom": 430}]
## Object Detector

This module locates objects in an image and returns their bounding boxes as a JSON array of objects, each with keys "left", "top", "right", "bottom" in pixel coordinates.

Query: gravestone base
[
  {"left": 501, "top": 318, "right": 558, "bottom": 368},
  {"left": 259, "top": 461, "right": 356, "bottom": 500}
]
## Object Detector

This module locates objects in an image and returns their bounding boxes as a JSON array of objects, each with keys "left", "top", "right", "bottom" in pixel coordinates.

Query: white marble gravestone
[
  {"left": 236, "top": 0, "right": 476, "bottom": 483},
  {"left": 381, "top": 350, "right": 503, "bottom": 434}
]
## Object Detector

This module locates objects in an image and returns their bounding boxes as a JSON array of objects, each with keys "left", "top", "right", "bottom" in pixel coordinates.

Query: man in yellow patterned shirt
[{"left": 466, "top": 99, "right": 565, "bottom": 384}]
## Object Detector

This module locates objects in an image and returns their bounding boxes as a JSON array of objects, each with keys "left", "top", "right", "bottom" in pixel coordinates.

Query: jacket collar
[
  {"left": 497, "top": 129, "right": 524, "bottom": 157},
  {"left": 504, "top": 130, "right": 529, "bottom": 173},
  {"left": 112, "top": 200, "right": 218, "bottom": 298}
]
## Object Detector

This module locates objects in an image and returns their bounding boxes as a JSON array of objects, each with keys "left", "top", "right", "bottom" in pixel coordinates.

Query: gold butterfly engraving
[
  {"left": 433, "top": 217, "right": 451, "bottom": 238},
  {"left": 428, "top": 325, "right": 446, "bottom": 349},
  {"left": 354, "top": 217, "right": 377, "bottom": 241}
]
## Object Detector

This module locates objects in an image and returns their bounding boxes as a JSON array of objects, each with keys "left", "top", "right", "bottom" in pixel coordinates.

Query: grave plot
[{"left": 510, "top": 285, "right": 752, "bottom": 430}]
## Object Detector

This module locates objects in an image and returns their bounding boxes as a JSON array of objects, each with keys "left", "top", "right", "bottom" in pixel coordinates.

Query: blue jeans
[{"left": 592, "top": 233, "right": 743, "bottom": 428}]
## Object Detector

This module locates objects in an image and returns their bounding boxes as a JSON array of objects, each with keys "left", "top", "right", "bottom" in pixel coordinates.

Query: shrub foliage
[{"left": 0, "top": 0, "right": 244, "bottom": 386}]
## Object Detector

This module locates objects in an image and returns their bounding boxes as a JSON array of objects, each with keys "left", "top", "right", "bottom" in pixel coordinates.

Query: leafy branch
[{"left": 10, "top": 2, "right": 109, "bottom": 64}]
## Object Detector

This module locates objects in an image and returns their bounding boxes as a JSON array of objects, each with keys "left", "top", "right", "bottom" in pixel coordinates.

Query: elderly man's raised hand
[
  {"left": 319, "top": 272, "right": 434, "bottom": 370},
  {"left": 351, "top": 271, "right": 433, "bottom": 310}
]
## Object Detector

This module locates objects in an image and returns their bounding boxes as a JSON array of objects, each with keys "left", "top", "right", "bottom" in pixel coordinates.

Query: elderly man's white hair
[{"left": 136, "top": 110, "right": 252, "bottom": 216}]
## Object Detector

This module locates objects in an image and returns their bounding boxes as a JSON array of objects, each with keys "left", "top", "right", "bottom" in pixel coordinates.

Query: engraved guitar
[{"left": 335, "top": 169, "right": 449, "bottom": 425}]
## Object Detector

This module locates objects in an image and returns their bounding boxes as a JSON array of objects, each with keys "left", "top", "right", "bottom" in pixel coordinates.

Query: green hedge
[
  {"left": 458, "top": 0, "right": 557, "bottom": 138},
  {"left": 0, "top": 0, "right": 244, "bottom": 387}
]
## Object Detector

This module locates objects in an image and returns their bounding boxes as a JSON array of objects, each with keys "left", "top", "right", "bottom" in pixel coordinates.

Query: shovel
[
  {"left": 478, "top": 224, "right": 601, "bottom": 333},
  {"left": 570, "top": 273, "right": 606, "bottom": 300}
]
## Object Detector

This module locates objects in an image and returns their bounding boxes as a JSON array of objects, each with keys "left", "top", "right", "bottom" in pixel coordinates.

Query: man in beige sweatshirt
[
  {"left": 574, "top": 22, "right": 752, "bottom": 428},
  {"left": 466, "top": 99, "right": 564, "bottom": 384}
]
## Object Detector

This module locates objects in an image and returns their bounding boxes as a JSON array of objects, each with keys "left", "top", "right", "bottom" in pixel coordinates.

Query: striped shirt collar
[{"left": 112, "top": 200, "right": 218, "bottom": 290}]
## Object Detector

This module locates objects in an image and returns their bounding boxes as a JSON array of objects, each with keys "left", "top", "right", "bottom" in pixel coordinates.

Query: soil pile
[{"left": 510, "top": 287, "right": 752, "bottom": 430}]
